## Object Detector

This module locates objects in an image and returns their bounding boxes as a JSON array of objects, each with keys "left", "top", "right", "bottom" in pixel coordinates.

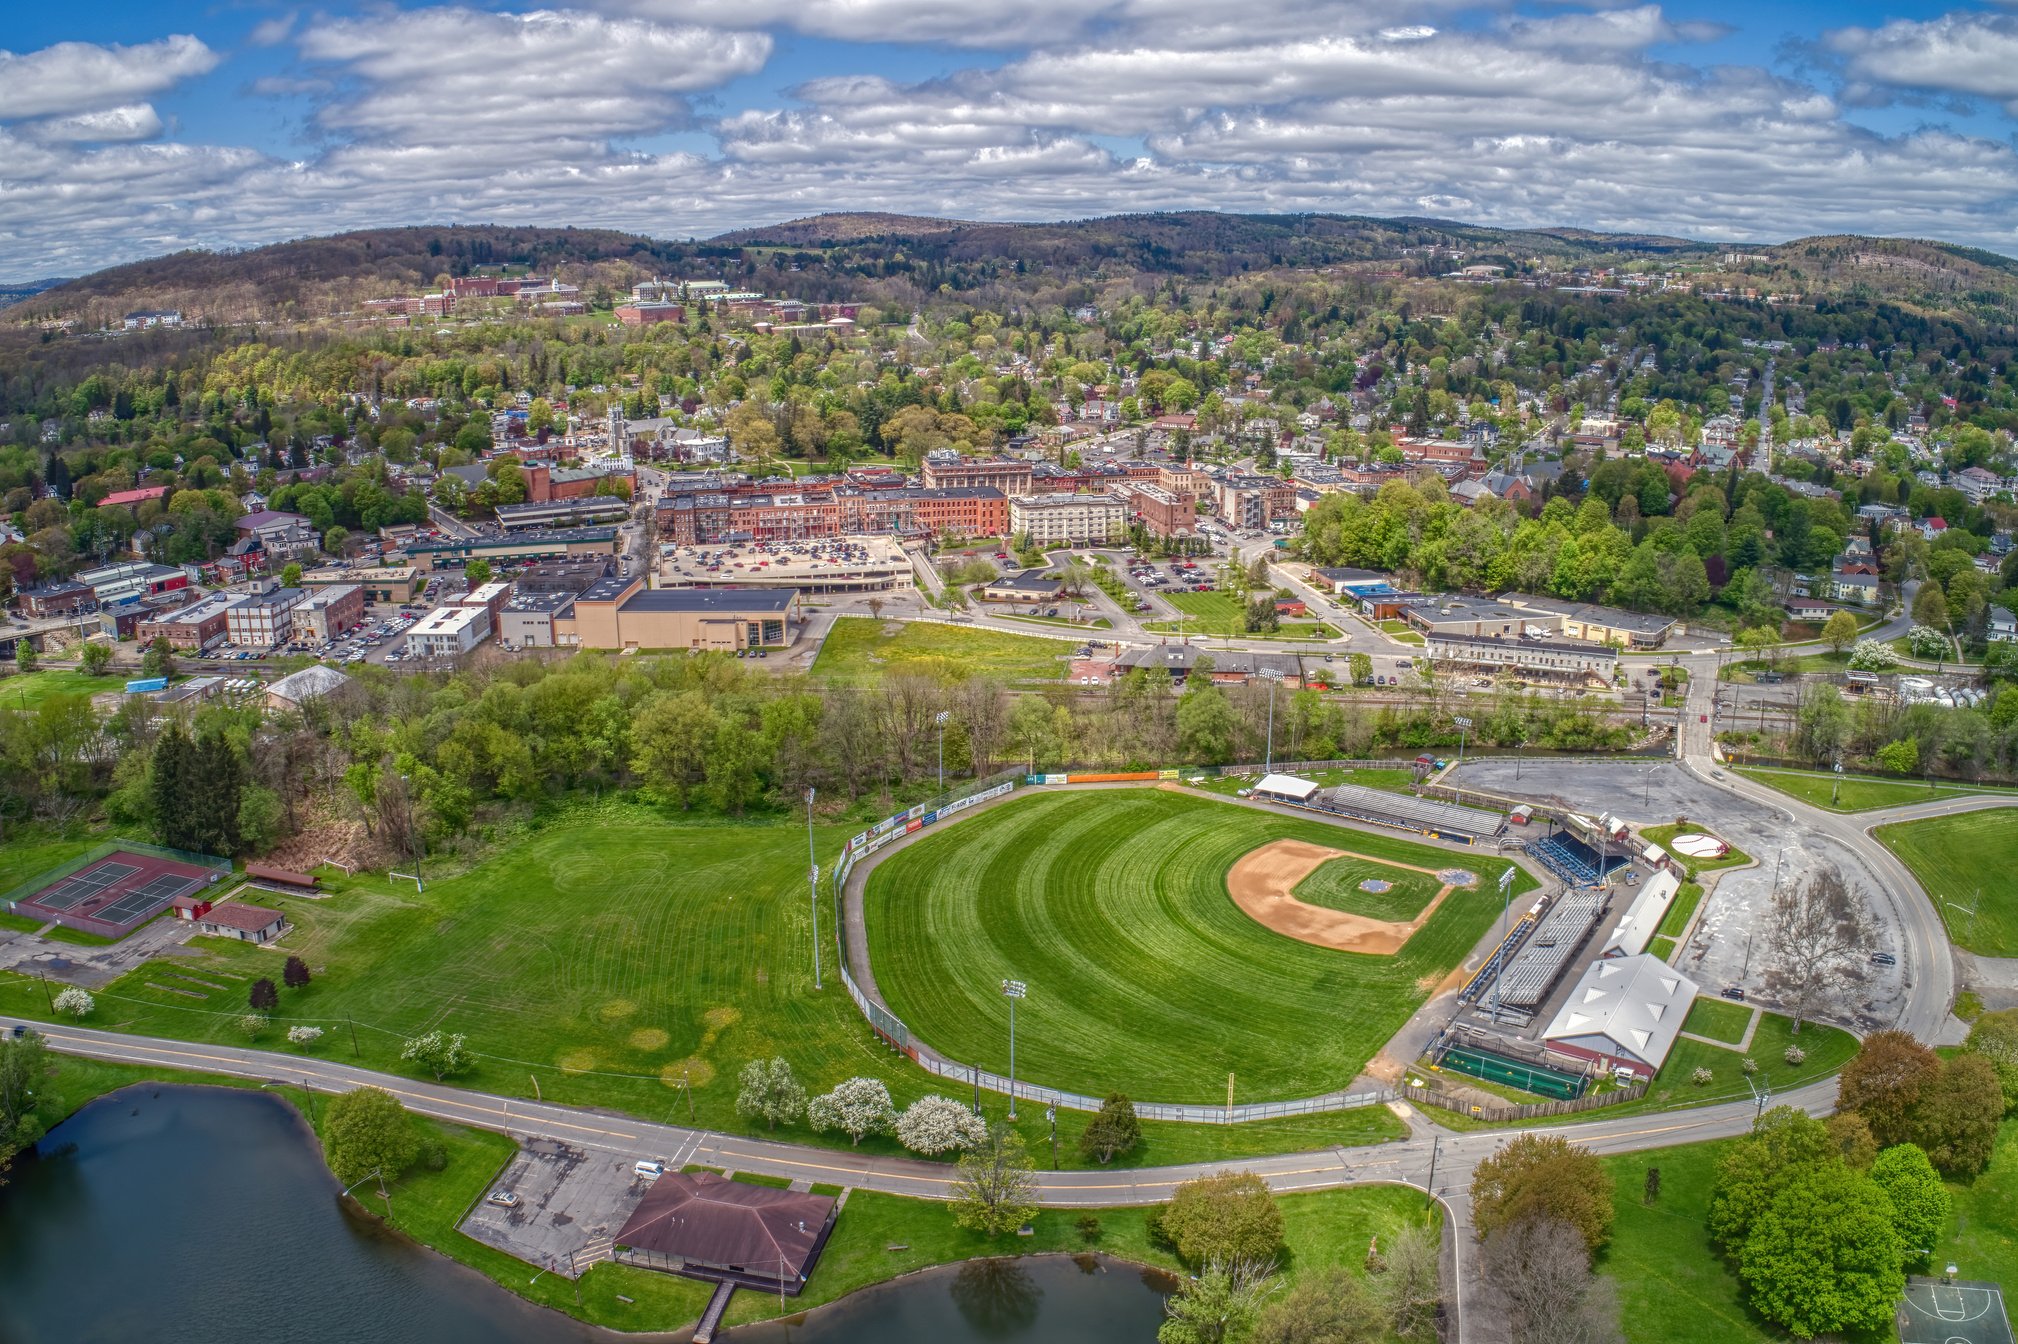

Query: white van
[{"left": 634, "top": 1160, "right": 665, "bottom": 1180}]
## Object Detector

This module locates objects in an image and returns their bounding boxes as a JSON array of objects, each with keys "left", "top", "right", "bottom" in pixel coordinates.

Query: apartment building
[
  {"left": 225, "top": 586, "right": 307, "bottom": 649},
  {"left": 405, "top": 604, "right": 493, "bottom": 659},
  {"left": 1009, "top": 493, "right": 1129, "bottom": 546}
]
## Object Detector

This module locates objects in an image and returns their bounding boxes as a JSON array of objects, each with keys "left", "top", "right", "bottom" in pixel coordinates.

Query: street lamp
[
  {"left": 805, "top": 787, "right": 822, "bottom": 990},
  {"left": 1001, "top": 979, "right": 1026, "bottom": 1120},
  {"left": 935, "top": 710, "right": 952, "bottom": 791}
]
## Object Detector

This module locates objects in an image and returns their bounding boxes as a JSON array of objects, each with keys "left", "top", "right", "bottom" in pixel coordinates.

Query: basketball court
[
  {"left": 1901, "top": 1278, "right": 2016, "bottom": 1344},
  {"left": 5, "top": 845, "right": 229, "bottom": 938}
]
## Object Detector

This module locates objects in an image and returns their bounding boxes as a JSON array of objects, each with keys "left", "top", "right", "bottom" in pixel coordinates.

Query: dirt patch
[
  {"left": 1225, "top": 838, "right": 1455, "bottom": 955},
  {"left": 627, "top": 1026, "right": 669, "bottom": 1052},
  {"left": 556, "top": 1049, "right": 600, "bottom": 1075},
  {"left": 661, "top": 1057, "right": 715, "bottom": 1089}
]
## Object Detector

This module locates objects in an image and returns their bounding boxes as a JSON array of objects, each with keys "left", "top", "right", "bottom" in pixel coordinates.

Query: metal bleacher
[{"left": 1524, "top": 833, "right": 1625, "bottom": 889}]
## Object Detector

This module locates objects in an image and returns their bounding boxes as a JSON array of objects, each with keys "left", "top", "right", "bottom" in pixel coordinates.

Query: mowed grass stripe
[
  {"left": 1877, "top": 807, "right": 2018, "bottom": 956},
  {"left": 865, "top": 788, "right": 1533, "bottom": 1100}
]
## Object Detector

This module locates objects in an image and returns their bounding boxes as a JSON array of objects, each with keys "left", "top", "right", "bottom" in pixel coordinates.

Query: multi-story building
[
  {"left": 1117, "top": 482, "right": 1196, "bottom": 538},
  {"left": 655, "top": 485, "right": 1007, "bottom": 545},
  {"left": 225, "top": 586, "right": 306, "bottom": 649},
  {"left": 614, "top": 302, "right": 685, "bottom": 326},
  {"left": 566, "top": 576, "right": 795, "bottom": 651},
  {"left": 457, "top": 581, "right": 514, "bottom": 631},
  {"left": 1425, "top": 632, "right": 1618, "bottom": 682},
  {"left": 405, "top": 604, "right": 493, "bottom": 659},
  {"left": 524, "top": 462, "right": 636, "bottom": 504},
  {"left": 293, "top": 584, "right": 364, "bottom": 643},
  {"left": 303, "top": 565, "right": 422, "bottom": 605},
  {"left": 498, "top": 591, "right": 576, "bottom": 648},
  {"left": 76, "top": 561, "right": 188, "bottom": 607},
  {"left": 1212, "top": 474, "right": 1296, "bottom": 530},
  {"left": 1009, "top": 493, "right": 1129, "bottom": 546},
  {"left": 920, "top": 453, "right": 1035, "bottom": 496},
  {"left": 136, "top": 591, "right": 244, "bottom": 652}
]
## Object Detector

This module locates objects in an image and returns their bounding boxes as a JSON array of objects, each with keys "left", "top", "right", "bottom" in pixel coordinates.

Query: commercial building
[
  {"left": 1212, "top": 474, "right": 1296, "bottom": 529},
  {"left": 1118, "top": 482, "right": 1196, "bottom": 538},
  {"left": 1009, "top": 493, "right": 1128, "bottom": 546},
  {"left": 396, "top": 527, "right": 619, "bottom": 571},
  {"left": 1497, "top": 595, "right": 1676, "bottom": 649},
  {"left": 499, "top": 591, "right": 575, "bottom": 648},
  {"left": 496, "top": 498, "right": 630, "bottom": 530},
  {"left": 524, "top": 462, "right": 635, "bottom": 504},
  {"left": 655, "top": 486, "right": 1006, "bottom": 545},
  {"left": 405, "top": 604, "right": 493, "bottom": 659},
  {"left": 225, "top": 587, "right": 306, "bottom": 649},
  {"left": 980, "top": 570, "right": 1066, "bottom": 603},
  {"left": 1404, "top": 598, "right": 1546, "bottom": 640},
  {"left": 77, "top": 561, "right": 188, "bottom": 607},
  {"left": 136, "top": 591, "right": 243, "bottom": 652},
  {"left": 658, "top": 537, "right": 914, "bottom": 594},
  {"left": 1424, "top": 632, "right": 1618, "bottom": 682},
  {"left": 293, "top": 584, "right": 364, "bottom": 642},
  {"left": 514, "top": 559, "right": 612, "bottom": 594},
  {"left": 567, "top": 576, "right": 795, "bottom": 651},
  {"left": 304, "top": 565, "right": 423, "bottom": 605},
  {"left": 15, "top": 580, "right": 94, "bottom": 618},
  {"left": 1541, "top": 954, "right": 1700, "bottom": 1079},
  {"left": 920, "top": 454, "right": 1035, "bottom": 496},
  {"left": 458, "top": 581, "right": 515, "bottom": 631}
]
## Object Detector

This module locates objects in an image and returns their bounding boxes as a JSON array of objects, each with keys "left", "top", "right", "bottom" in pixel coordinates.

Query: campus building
[
  {"left": 136, "top": 591, "right": 244, "bottom": 652},
  {"left": 566, "top": 576, "right": 795, "bottom": 651},
  {"left": 292, "top": 584, "right": 364, "bottom": 643},
  {"left": 225, "top": 586, "right": 306, "bottom": 649},
  {"left": 1541, "top": 954, "right": 1700, "bottom": 1079},
  {"left": 1009, "top": 493, "right": 1129, "bottom": 546},
  {"left": 405, "top": 604, "right": 493, "bottom": 659},
  {"left": 1117, "top": 482, "right": 1197, "bottom": 538}
]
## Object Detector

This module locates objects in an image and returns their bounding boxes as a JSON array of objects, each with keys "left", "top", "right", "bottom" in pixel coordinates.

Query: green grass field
[
  {"left": 1293, "top": 856, "right": 1445, "bottom": 921},
  {"left": 0, "top": 669, "right": 131, "bottom": 708},
  {"left": 1640, "top": 823, "right": 1752, "bottom": 875},
  {"left": 0, "top": 799, "right": 1406, "bottom": 1168},
  {"left": 1601, "top": 1140, "right": 1780, "bottom": 1344},
  {"left": 864, "top": 788, "right": 1535, "bottom": 1100},
  {"left": 1144, "top": 590, "right": 1336, "bottom": 640},
  {"left": 1679, "top": 996, "right": 1753, "bottom": 1045},
  {"left": 1656, "top": 882, "right": 1704, "bottom": 941},
  {"left": 1736, "top": 766, "right": 2001, "bottom": 812},
  {"left": 812, "top": 617, "right": 1070, "bottom": 684},
  {"left": 1878, "top": 809, "right": 2018, "bottom": 956},
  {"left": 0, "top": 823, "right": 108, "bottom": 897}
]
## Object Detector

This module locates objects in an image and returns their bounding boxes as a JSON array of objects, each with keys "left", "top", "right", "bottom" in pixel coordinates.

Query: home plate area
[{"left": 1901, "top": 1278, "right": 2017, "bottom": 1344}]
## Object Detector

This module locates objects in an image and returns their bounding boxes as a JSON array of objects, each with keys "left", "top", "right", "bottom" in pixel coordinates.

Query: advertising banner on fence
[
  {"left": 905, "top": 818, "right": 922, "bottom": 833},
  {"left": 1065, "top": 771, "right": 1161, "bottom": 784},
  {"left": 1159, "top": 769, "right": 1181, "bottom": 780}
]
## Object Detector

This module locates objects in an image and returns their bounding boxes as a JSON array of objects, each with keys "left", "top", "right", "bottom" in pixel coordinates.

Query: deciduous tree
[
  {"left": 1965, "top": 1008, "right": 2018, "bottom": 1113},
  {"left": 1912, "top": 1052, "right": 2004, "bottom": 1178},
  {"left": 248, "top": 978, "right": 279, "bottom": 1012},
  {"left": 1763, "top": 867, "right": 1871, "bottom": 1032},
  {"left": 1870, "top": 1143, "right": 1949, "bottom": 1260},
  {"left": 950, "top": 1129, "right": 1038, "bottom": 1237},
  {"left": 399, "top": 1030, "right": 473, "bottom": 1081},
  {"left": 323, "top": 1085, "right": 419, "bottom": 1186},
  {"left": 1251, "top": 1265, "right": 1383, "bottom": 1344},
  {"left": 1158, "top": 1259, "right": 1277, "bottom": 1344},
  {"left": 1838, "top": 1030, "right": 1940, "bottom": 1148},
  {"left": 806, "top": 1076, "right": 896, "bottom": 1146},
  {"left": 1478, "top": 1216, "right": 1624, "bottom": 1344},
  {"left": 1470, "top": 1133, "right": 1613, "bottom": 1253},
  {"left": 1710, "top": 1106, "right": 1837, "bottom": 1251},
  {"left": 734, "top": 1057, "right": 807, "bottom": 1131},
  {"left": 1079, "top": 1092, "right": 1142, "bottom": 1165},
  {"left": 1737, "top": 1161, "right": 1903, "bottom": 1338},
  {"left": 283, "top": 955, "right": 311, "bottom": 989},
  {"left": 895, "top": 1094, "right": 987, "bottom": 1155},
  {"left": 1163, "top": 1171, "right": 1286, "bottom": 1268}
]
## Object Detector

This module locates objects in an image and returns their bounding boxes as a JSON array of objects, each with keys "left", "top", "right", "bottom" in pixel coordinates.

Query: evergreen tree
[
  {"left": 149, "top": 724, "right": 198, "bottom": 850},
  {"left": 192, "top": 729, "right": 246, "bottom": 855}
]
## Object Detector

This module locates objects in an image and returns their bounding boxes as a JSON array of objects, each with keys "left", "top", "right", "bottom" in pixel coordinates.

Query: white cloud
[
  {"left": 0, "top": 35, "right": 218, "bottom": 121},
  {"left": 1827, "top": 13, "right": 2018, "bottom": 112},
  {"left": 23, "top": 104, "right": 166, "bottom": 143}
]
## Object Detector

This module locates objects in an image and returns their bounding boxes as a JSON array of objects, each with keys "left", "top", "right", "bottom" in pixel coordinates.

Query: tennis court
[
  {"left": 8, "top": 846, "right": 228, "bottom": 938},
  {"left": 1902, "top": 1277, "right": 2016, "bottom": 1344}
]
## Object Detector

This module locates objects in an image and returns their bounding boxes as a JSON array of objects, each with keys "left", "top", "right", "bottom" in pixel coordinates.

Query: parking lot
[{"left": 459, "top": 1136, "right": 703, "bottom": 1276}]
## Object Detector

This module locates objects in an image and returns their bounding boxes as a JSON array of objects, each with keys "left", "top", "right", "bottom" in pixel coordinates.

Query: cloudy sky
[{"left": 7, "top": 1, "right": 2018, "bottom": 277}]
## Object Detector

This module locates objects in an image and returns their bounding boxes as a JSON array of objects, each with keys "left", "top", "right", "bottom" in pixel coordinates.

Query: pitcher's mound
[{"left": 1226, "top": 838, "right": 1456, "bottom": 955}]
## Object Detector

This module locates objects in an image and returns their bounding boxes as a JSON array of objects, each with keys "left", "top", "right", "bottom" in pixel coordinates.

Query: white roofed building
[
  {"left": 1599, "top": 870, "right": 1682, "bottom": 959},
  {"left": 1541, "top": 954, "right": 1699, "bottom": 1079},
  {"left": 1252, "top": 773, "right": 1320, "bottom": 803}
]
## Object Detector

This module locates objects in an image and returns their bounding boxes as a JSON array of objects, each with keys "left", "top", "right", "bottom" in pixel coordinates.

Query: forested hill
[{"left": 16, "top": 212, "right": 2018, "bottom": 329}]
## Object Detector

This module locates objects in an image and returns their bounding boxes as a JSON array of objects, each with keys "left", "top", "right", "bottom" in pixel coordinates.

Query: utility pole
[
  {"left": 1047, "top": 1105, "right": 1058, "bottom": 1169},
  {"left": 805, "top": 787, "right": 822, "bottom": 990},
  {"left": 1454, "top": 715, "right": 1471, "bottom": 768},
  {"left": 1425, "top": 1135, "right": 1440, "bottom": 1209},
  {"left": 1001, "top": 979, "right": 1026, "bottom": 1120}
]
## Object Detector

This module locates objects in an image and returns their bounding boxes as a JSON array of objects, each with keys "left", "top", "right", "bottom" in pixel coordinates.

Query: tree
[
  {"left": 1820, "top": 609, "right": 1858, "bottom": 654},
  {"left": 1848, "top": 638, "right": 1896, "bottom": 671},
  {"left": 248, "top": 977, "right": 279, "bottom": 1012},
  {"left": 1163, "top": 1171, "right": 1286, "bottom": 1268},
  {"left": 950, "top": 1129, "right": 1039, "bottom": 1237},
  {"left": 1965, "top": 1008, "right": 2018, "bottom": 1112},
  {"left": 1347, "top": 652, "right": 1372, "bottom": 686},
  {"left": 1251, "top": 1265, "right": 1383, "bottom": 1344},
  {"left": 1478, "top": 1215, "right": 1624, "bottom": 1344},
  {"left": 734, "top": 1057, "right": 807, "bottom": 1131},
  {"left": 1838, "top": 1030, "right": 1940, "bottom": 1148},
  {"left": 0, "top": 1028, "right": 51, "bottom": 1180},
  {"left": 281, "top": 562, "right": 303, "bottom": 588},
  {"left": 896, "top": 1094, "right": 988, "bottom": 1155},
  {"left": 1912, "top": 582, "right": 1950, "bottom": 631},
  {"left": 283, "top": 955, "right": 311, "bottom": 989},
  {"left": 465, "top": 558, "right": 492, "bottom": 586},
  {"left": 1737, "top": 1161, "right": 1903, "bottom": 1338},
  {"left": 1762, "top": 867, "right": 1871, "bottom": 1032},
  {"left": 287, "top": 1025, "right": 325, "bottom": 1046},
  {"left": 1159, "top": 1259, "right": 1277, "bottom": 1344},
  {"left": 1912, "top": 1053, "right": 2004, "bottom": 1177},
  {"left": 79, "top": 641, "right": 112, "bottom": 676},
  {"left": 806, "top": 1076, "right": 896, "bottom": 1145},
  {"left": 399, "top": 1030, "right": 473, "bottom": 1081},
  {"left": 53, "top": 986, "right": 94, "bottom": 1019},
  {"left": 1079, "top": 1092, "right": 1142, "bottom": 1164},
  {"left": 1876, "top": 736, "right": 1920, "bottom": 775},
  {"left": 1870, "top": 1143, "right": 1949, "bottom": 1260},
  {"left": 1710, "top": 1106, "right": 1837, "bottom": 1251},
  {"left": 141, "top": 636, "right": 175, "bottom": 679},
  {"left": 322, "top": 1085, "right": 419, "bottom": 1186},
  {"left": 1470, "top": 1133, "right": 1613, "bottom": 1253},
  {"left": 14, "top": 641, "right": 35, "bottom": 674},
  {"left": 1380, "top": 1222, "right": 1442, "bottom": 1339}
]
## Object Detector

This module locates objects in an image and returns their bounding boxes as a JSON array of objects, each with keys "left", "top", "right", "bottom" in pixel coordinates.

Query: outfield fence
[{"left": 1398, "top": 1078, "right": 1647, "bottom": 1124}]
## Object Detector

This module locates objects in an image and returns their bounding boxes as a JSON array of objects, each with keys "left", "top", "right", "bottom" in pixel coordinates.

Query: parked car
[
  {"left": 634, "top": 1160, "right": 665, "bottom": 1180},
  {"left": 485, "top": 1190, "right": 522, "bottom": 1208}
]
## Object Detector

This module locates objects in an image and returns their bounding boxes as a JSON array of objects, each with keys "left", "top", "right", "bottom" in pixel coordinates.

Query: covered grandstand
[
  {"left": 1306, "top": 782, "right": 1506, "bottom": 845},
  {"left": 1525, "top": 825, "right": 1630, "bottom": 889}
]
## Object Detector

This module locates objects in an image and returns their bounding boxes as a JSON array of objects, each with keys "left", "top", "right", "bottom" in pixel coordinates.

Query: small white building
[
  {"left": 1541, "top": 954, "right": 1699, "bottom": 1080},
  {"left": 1599, "top": 869, "right": 1682, "bottom": 959},
  {"left": 1252, "top": 773, "right": 1321, "bottom": 804},
  {"left": 405, "top": 604, "right": 493, "bottom": 659}
]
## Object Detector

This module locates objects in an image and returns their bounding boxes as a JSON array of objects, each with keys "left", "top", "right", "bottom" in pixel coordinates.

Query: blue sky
[{"left": 8, "top": 1, "right": 2018, "bottom": 276}]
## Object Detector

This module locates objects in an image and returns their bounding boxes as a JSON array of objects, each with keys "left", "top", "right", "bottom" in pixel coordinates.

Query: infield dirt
[{"left": 1226, "top": 838, "right": 1454, "bottom": 954}]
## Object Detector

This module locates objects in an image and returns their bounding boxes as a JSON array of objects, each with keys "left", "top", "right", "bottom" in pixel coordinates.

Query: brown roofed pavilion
[{"left": 614, "top": 1171, "right": 838, "bottom": 1293}]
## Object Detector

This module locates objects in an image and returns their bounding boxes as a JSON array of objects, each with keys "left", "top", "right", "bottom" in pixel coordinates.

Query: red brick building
[{"left": 616, "top": 302, "right": 685, "bottom": 326}]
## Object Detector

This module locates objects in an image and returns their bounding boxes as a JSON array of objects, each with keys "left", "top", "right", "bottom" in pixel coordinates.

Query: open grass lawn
[
  {"left": 1648, "top": 935, "right": 1677, "bottom": 962},
  {"left": 1145, "top": 590, "right": 1337, "bottom": 640},
  {"left": 0, "top": 669, "right": 131, "bottom": 708},
  {"left": 0, "top": 799, "right": 1405, "bottom": 1169},
  {"left": 812, "top": 617, "right": 1069, "bottom": 685},
  {"left": 1640, "top": 823, "right": 1752, "bottom": 875},
  {"left": 1636, "top": 1012, "right": 1856, "bottom": 1113},
  {"left": 1377, "top": 619, "right": 1425, "bottom": 645},
  {"left": 0, "top": 822, "right": 108, "bottom": 896},
  {"left": 1736, "top": 766, "right": 1999, "bottom": 812},
  {"left": 1601, "top": 1140, "right": 1783, "bottom": 1344},
  {"left": 1719, "top": 651, "right": 1851, "bottom": 682},
  {"left": 1294, "top": 856, "right": 1445, "bottom": 921},
  {"left": 1680, "top": 996, "right": 1754, "bottom": 1045},
  {"left": 1878, "top": 810, "right": 2018, "bottom": 956},
  {"left": 865, "top": 787, "right": 1537, "bottom": 1100},
  {"left": 1939, "top": 1118, "right": 2018, "bottom": 1291},
  {"left": 1657, "top": 882, "right": 1705, "bottom": 941}
]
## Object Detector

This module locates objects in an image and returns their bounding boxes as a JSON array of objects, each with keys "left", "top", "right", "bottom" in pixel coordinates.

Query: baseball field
[{"left": 863, "top": 787, "right": 1535, "bottom": 1100}]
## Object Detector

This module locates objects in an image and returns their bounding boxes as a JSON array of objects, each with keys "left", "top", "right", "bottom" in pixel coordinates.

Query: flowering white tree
[
  {"left": 736, "top": 1057, "right": 807, "bottom": 1131},
  {"left": 1907, "top": 625, "right": 1950, "bottom": 659},
  {"left": 1848, "top": 639, "right": 1897, "bottom": 672},
  {"left": 288, "top": 1025, "right": 326, "bottom": 1047},
  {"left": 896, "top": 1094, "right": 989, "bottom": 1155},
  {"left": 52, "top": 987, "right": 93, "bottom": 1019},
  {"left": 806, "top": 1076, "right": 897, "bottom": 1146},
  {"left": 401, "top": 1030, "right": 473, "bottom": 1080}
]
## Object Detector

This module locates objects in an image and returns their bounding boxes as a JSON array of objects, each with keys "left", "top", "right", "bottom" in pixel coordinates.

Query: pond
[{"left": 0, "top": 1085, "right": 1171, "bottom": 1344}]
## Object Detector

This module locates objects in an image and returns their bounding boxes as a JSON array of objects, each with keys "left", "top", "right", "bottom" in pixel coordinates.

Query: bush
[
  {"left": 417, "top": 1139, "right": 448, "bottom": 1172},
  {"left": 1075, "top": 1214, "right": 1102, "bottom": 1244},
  {"left": 1907, "top": 626, "right": 1949, "bottom": 659},
  {"left": 1784, "top": 1045, "right": 1806, "bottom": 1066},
  {"left": 1849, "top": 639, "right": 1898, "bottom": 672},
  {"left": 52, "top": 987, "right": 94, "bottom": 1019},
  {"left": 238, "top": 1014, "right": 268, "bottom": 1040},
  {"left": 1162, "top": 1171, "right": 1285, "bottom": 1267},
  {"left": 1692, "top": 1067, "right": 1715, "bottom": 1086},
  {"left": 1743, "top": 1057, "right": 1759, "bottom": 1075}
]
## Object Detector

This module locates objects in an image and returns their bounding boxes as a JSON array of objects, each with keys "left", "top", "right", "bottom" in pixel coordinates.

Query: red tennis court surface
[{"left": 14, "top": 850, "right": 225, "bottom": 937}]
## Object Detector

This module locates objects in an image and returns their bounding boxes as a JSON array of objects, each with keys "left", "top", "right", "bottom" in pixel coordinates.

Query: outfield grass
[
  {"left": 0, "top": 798, "right": 1405, "bottom": 1168},
  {"left": 1736, "top": 766, "right": 1998, "bottom": 812},
  {"left": 0, "top": 669, "right": 131, "bottom": 708},
  {"left": 812, "top": 617, "right": 1070, "bottom": 684},
  {"left": 1293, "top": 856, "right": 1445, "bottom": 921},
  {"left": 1640, "top": 823, "right": 1752, "bottom": 875},
  {"left": 865, "top": 788, "right": 1536, "bottom": 1100},
  {"left": 1877, "top": 809, "right": 2018, "bottom": 956},
  {"left": 1679, "top": 996, "right": 1753, "bottom": 1045}
]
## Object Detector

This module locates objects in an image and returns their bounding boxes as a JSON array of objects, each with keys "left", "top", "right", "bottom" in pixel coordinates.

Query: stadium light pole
[
  {"left": 805, "top": 787, "right": 822, "bottom": 991},
  {"left": 1001, "top": 979, "right": 1026, "bottom": 1120},
  {"left": 1263, "top": 671, "right": 1281, "bottom": 770},
  {"left": 935, "top": 710, "right": 951, "bottom": 791},
  {"left": 1453, "top": 715, "right": 1472, "bottom": 768}
]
